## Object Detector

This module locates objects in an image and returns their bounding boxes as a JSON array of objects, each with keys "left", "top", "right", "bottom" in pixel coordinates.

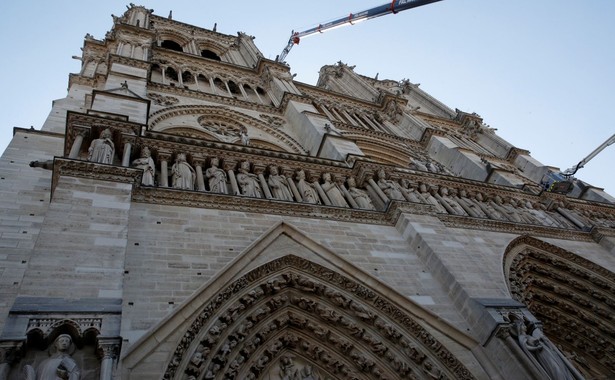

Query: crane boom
[
  {"left": 562, "top": 133, "right": 615, "bottom": 177},
  {"left": 276, "top": 0, "right": 443, "bottom": 62}
]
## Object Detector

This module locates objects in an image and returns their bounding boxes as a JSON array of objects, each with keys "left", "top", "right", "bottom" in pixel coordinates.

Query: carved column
[
  {"left": 284, "top": 169, "right": 302, "bottom": 202},
  {"left": 254, "top": 166, "right": 273, "bottom": 199},
  {"left": 121, "top": 141, "right": 132, "bottom": 167},
  {"left": 224, "top": 160, "right": 240, "bottom": 195},
  {"left": 340, "top": 182, "right": 359, "bottom": 209},
  {"left": 368, "top": 178, "right": 390, "bottom": 203},
  {"left": 69, "top": 128, "right": 89, "bottom": 159},
  {"left": 313, "top": 181, "right": 331, "bottom": 206},
  {"left": 159, "top": 152, "right": 171, "bottom": 187},
  {"left": 97, "top": 337, "right": 122, "bottom": 380},
  {"left": 194, "top": 158, "right": 206, "bottom": 192},
  {"left": 0, "top": 340, "right": 24, "bottom": 380}
]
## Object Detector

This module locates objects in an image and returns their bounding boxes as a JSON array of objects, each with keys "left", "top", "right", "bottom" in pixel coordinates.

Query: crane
[
  {"left": 562, "top": 133, "right": 615, "bottom": 178},
  {"left": 275, "top": 0, "right": 443, "bottom": 63},
  {"left": 544, "top": 133, "right": 615, "bottom": 194}
]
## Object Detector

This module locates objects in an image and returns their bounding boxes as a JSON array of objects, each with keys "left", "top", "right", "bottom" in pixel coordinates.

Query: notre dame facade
[{"left": 1, "top": 5, "right": 614, "bottom": 380}]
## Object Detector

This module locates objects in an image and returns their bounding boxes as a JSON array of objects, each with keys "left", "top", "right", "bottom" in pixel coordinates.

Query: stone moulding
[
  {"left": 162, "top": 254, "right": 477, "bottom": 380},
  {"left": 439, "top": 214, "right": 594, "bottom": 242},
  {"left": 504, "top": 235, "right": 615, "bottom": 376}
]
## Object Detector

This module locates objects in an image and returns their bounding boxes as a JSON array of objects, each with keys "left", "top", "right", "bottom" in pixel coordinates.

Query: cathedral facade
[{"left": 1, "top": 5, "right": 614, "bottom": 380}]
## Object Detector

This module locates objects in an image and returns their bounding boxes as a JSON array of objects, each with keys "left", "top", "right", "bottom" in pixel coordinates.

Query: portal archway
[{"left": 504, "top": 235, "right": 615, "bottom": 378}]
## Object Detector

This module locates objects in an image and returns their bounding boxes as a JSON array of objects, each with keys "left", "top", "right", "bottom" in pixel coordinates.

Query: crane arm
[
  {"left": 276, "top": 0, "right": 443, "bottom": 62},
  {"left": 562, "top": 133, "right": 615, "bottom": 177}
]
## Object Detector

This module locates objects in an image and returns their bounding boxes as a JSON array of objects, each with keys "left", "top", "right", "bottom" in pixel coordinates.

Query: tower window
[
  {"left": 201, "top": 49, "right": 221, "bottom": 61},
  {"left": 161, "top": 40, "right": 183, "bottom": 52}
]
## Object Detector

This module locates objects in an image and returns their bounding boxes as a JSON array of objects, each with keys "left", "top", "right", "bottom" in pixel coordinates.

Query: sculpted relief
[{"left": 162, "top": 255, "right": 475, "bottom": 380}]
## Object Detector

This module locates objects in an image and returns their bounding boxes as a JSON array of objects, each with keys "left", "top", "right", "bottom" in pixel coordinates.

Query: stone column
[
  {"left": 121, "top": 141, "right": 132, "bottom": 167},
  {"left": 224, "top": 161, "right": 240, "bottom": 195},
  {"left": 159, "top": 153, "right": 170, "bottom": 187},
  {"left": 314, "top": 182, "right": 331, "bottom": 206},
  {"left": 254, "top": 166, "right": 272, "bottom": 199},
  {"left": 0, "top": 340, "right": 24, "bottom": 380},
  {"left": 97, "top": 337, "right": 122, "bottom": 380},
  {"left": 194, "top": 158, "right": 206, "bottom": 191},
  {"left": 340, "top": 183, "right": 359, "bottom": 209},
  {"left": 285, "top": 169, "right": 302, "bottom": 202},
  {"left": 368, "top": 178, "right": 390, "bottom": 203},
  {"left": 69, "top": 129, "right": 88, "bottom": 159}
]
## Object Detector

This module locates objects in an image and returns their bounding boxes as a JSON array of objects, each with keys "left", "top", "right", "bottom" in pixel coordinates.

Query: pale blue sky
[{"left": 1, "top": 1, "right": 614, "bottom": 196}]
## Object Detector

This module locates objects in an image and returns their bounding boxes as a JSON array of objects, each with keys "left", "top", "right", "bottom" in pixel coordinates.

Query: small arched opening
[
  {"left": 201, "top": 49, "right": 221, "bottom": 61},
  {"left": 161, "top": 39, "right": 183, "bottom": 52}
]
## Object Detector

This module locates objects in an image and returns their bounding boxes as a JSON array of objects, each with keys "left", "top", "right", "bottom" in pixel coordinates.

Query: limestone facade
[{"left": 1, "top": 4, "right": 614, "bottom": 380}]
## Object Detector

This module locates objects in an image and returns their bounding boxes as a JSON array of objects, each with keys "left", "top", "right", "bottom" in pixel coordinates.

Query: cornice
[{"left": 439, "top": 215, "right": 593, "bottom": 242}]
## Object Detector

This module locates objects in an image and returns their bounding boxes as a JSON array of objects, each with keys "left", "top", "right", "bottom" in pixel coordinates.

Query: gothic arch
[
  {"left": 121, "top": 222, "right": 482, "bottom": 379},
  {"left": 504, "top": 235, "right": 615, "bottom": 378},
  {"left": 148, "top": 105, "right": 307, "bottom": 154}
]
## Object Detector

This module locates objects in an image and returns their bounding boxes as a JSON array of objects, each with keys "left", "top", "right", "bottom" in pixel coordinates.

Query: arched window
[
  {"left": 201, "top": 49, "right": 221, "bottom": 61},
  {"left": 165, "top": 67, "right": 179, "bottom": 82},
  {"left": 227, "top": 81, "right": 241, "bottom": 97},
  {"left": 161, "top": 40, "right": 183, "bottom": 52},
  {"left": 182, "top": 71, "right": 194, "bottom": 84}
]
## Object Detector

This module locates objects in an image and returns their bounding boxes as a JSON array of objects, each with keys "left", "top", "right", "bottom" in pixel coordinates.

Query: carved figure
[
  {"left": 236, "top": 161, "right": 262, "bottom": 198},
  {"left": 23, "top": 334, "right": 81, "bottom": 380},
  {"left": 347, "top": 177, "right": 375, "bottom": 210},
  {"left": 171, "top": 153, "right": 195, "bottom": 190},
  {"left": 418, "top": 183, "right": 447, "bottom": 213},
  {"left": 132, "top": 146, "right": 155, "bottom": 186},
  {"left": 88, "top": 128, "right": 114, "bottom": 164},
  {"left": 321, "top": 173, "right": 347, "bottom": 207},
  {"left": 299, "top": 364, "right": 320, "bottom": 380},
  {"left": 268, "top": 166, "right": 293, "bottom": 201},
  {"left": 434, "top": 186, "right": 467, "bottom": 216},
  {"left": 513, "top": 319, "right": 579, "bottom": 380},
  {"left": 456, "top": 189, "right": 487, "bottom": 218},
  {"left": 279, "top": 355, "right": 297, "bottom": 380},
  {"left": 296, "top": 170, "right": 320, "bottom": 204},
  {"left": 240, "top": 126, "right": 250, "bottom": 146},
  {"left": 205, "top": 157, "right": 228, "bottom": 194},
  {"left": 400, "top": 179, "right": 424, "bottom": 203},
  {"left": 376, "top": 169, "right": 404, "bottom": 201}
]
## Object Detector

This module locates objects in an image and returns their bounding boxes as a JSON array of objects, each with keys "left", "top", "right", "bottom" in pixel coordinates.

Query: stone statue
[
  {"left": 513, "top": 319, "right": 579, "bottom": 380},
  {"left": 347, "top": 177, "right": 375, "bottom": 210},
  {"left": 23, "top": 334, "right": 81, "bottom": 380},
  {"left": 456, "top": 189, "right": 488, "bottom": 218},
  {"left": 205, "top": 157, "right": 228, "bottom": 194},
  {"left": 376, "top": 169, "right": 404, "bottom": 201},
  {"left": 240, "top": 126, "right": 250, "bottom": 146},
  {"left": 236, "top": 161, "right": 262, "bottom": 198},
  {"left": 171, "top": 153, "right": 196, "bottom": 190},
  {"left": 296, "top": 170, "right": 319, "bottom": 204},
  {"left": 399, "top": 179, "right": 424, "bottom": 203},
  {"left": 434, "top": 186, "right": 467, "bottom": 216},
  {"left": 132, "top": 146, "right": 155, "bottom": 186},
  {"left": 321, "top": 173, "right": 347, "bottom": 207},
  {"left": 299, "top": 364, "right": 320, "bottom": 380},
  {"left": 268, "top": 166, "right": 293, "bottom": 201},
  {"left": 418, "top": 183, "right": 447, "bottom": 213},
  {"left": 87, "top": 128, "right": 114, "bottom": 164}
]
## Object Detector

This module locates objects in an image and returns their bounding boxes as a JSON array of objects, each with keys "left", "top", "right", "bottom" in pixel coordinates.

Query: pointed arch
[
  {"left": 121, "top": 222, "right": 481, "bottom": 379},
  {"left": 504, "top": 235, "right": 615, "bottom": 378},
  {"left": 148, "top": 105, "right": 307, "bottom": 154}
]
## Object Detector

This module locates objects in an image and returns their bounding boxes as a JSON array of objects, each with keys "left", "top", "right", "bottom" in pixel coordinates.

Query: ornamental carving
[
  {"left": 504, "top": 235, "right": 615, "bottom": 378},
  {"left": 148, "top": 92, "right": 180, "bottom": 106},
  {"left": 163, "top": 255, "right": 476, "bottom": 380}
]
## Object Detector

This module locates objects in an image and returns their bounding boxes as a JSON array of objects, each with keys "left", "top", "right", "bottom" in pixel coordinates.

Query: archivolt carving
[
  {"left": 164, "top": 255, "right": 475, "bottom": 380},
  {"left": 504, "top": 235, "right": 615, "bottom": 377},
  {"left": 149, "top": 105, "right": 306, "bottom": 154}
]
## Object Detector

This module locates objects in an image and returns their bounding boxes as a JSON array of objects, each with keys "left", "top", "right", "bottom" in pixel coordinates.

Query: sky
[{"left": 1, "top": 1, "right": 614, "bottom": 197}]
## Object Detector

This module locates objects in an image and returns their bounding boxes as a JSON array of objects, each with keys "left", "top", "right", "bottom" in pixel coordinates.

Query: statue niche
[{"left": 10, "top": 330, "right": 101, "bottom": 380}]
